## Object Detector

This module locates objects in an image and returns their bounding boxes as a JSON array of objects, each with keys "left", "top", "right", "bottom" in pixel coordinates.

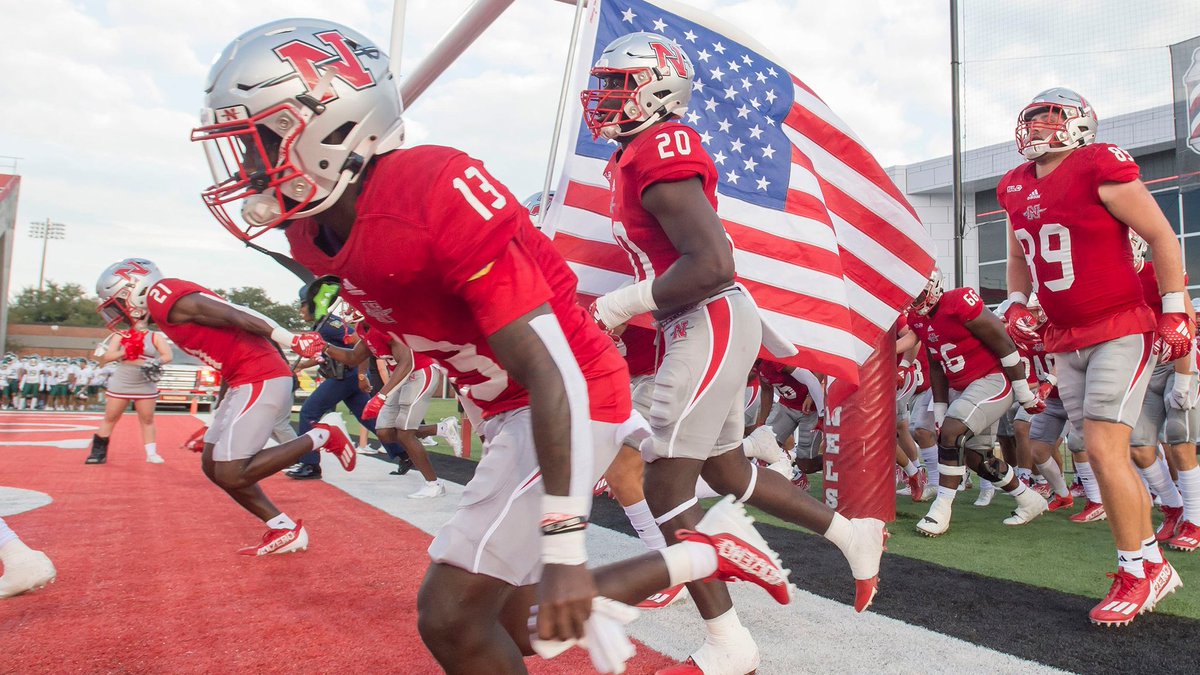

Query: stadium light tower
[{"left": 28, "top": 218, "right": 66, "bottom": 295}]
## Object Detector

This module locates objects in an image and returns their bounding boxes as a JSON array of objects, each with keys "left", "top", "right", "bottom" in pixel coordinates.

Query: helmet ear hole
[{"left": 321, "top": 121, "right": 356, "bottom": 146}]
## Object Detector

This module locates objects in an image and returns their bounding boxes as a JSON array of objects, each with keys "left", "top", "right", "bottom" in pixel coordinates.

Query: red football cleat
[
  {"left": 1144, "top": 558, "right": 1182, "bottom": 607},
  {"left": 1089, "top": 569, "right": 1152, "bottom": 627},
  {"left": 1047, "top": 493, "right": 1074, "bottom": 512},
  {"left": 313, "top": 412, "right": 355, "bottom": 471},
  {"left": 183, "top": 425, "right": 208, "bottom": 453},
  {"left": 1070, "top": 500, "right": 1106, "bottom": 523},
  {"left": 1069, "top": 479, "right": 1086, "bottom": 498},
  {"left": 677, "top": 529, "right": 791, "bottom": 605},
  {"left": 1155, "top": 505, "right": 1184, "bottom": 543},
  {"left": 238, "top": 521, "right": 308, "bottom": 556},
  {"left": 792, "top": 468, "right": 810, "bottom": 491},
  {"left": 637, "top": 583, "right": 689, "bottom": 609},
  {"left": 907, "top": 467, "right": 928, "bottom": 504},
  {"left": 1032, "top": 481, "right": 1053, "bottom": 499},
  {"left": 1169, "top": 520, "right": 1200, "bottom": 552}
]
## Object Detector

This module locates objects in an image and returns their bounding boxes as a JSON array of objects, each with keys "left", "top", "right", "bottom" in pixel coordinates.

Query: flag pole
[
  {"left": 399, "top": 0, "right": 516, "bottom": 108},
  {"left": 390, "top": 0, "right": 408, "bottom": 83},
  {"left": 950, "top": 0, "right": 965, "bottom": 287},
  {"left": 537, "top": 0, "right": 590, "bottom": 228}
]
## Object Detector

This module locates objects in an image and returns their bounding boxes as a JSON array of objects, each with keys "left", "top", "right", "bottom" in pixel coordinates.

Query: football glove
[
  {"left": 1166, "top": 372, "right": 1199, "bottom": 410},
  {"left": 362, "top": 393, "right": 386, "bottom": 420},
  {"left": 291, "top": 332, "right": 327, "bottom": 360},
  {"left": 1003, "top": 303, "right": 1040, "bottom": 349}
]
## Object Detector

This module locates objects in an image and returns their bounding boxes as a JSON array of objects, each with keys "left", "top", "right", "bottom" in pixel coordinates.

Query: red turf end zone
[{"left": 0, "top": 413, "right": 675, "bottom": 674}]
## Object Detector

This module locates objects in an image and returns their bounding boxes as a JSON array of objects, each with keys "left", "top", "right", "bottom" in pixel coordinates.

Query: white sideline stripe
[{"left": 324, "top": 460, "right": 1067, "bottom": 675}]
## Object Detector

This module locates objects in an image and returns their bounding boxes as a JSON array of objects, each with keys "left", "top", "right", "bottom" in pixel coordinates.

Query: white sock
[
  {"left": 1142, "top": 536, "right": 1163, "bottom": 565},
  {"left": 936, "top": 486, "right": 959, "bottom": 503},
  {"left": 0, "top": 517, "right": 17, "bottom": 549},
  {"left": 979, "top": 479, "right": 994, "bottom": 492},
  {"left": 660, "top": 540, "right": 718, "bottom": 587},
  {"left": 704, "top": 607, "right": 745, "bottom": 641},
  {"left": 144, "top": 442, "right": 158, "bottom": 457},
  {"left": 902, "top": 461, "right": 920, "bottom": 477},
  {"left": 1036, "top": 459, "right": 1069, "bottom": 498},
  {"left": 266, "top": 513, "right": 296, "bottom": 530},
  {"left": 1118, "top": 549, "right": 1146, "bottom": 578},
  {"left": 1177, "top": 466, "right": 1200, "bottom": 525},
  {"left": 823, "top": 512, "right": 853, "bottom": 554},
  {"left": 305, "top": 428, "right": 330, "bottom": 448},
  {"left": 1139, "top": 459, "right": 1183, "bottom": 508},
  {"left": 1076, "top": 462, "right": 1102, "bottom": 503},
  {"left": 919, "top": 446, "right": 939, "bottom": 483},
  {"left": 694, "top": 477, "right": 721, "bottom": 500},
  {"left": 623, "top": 500, "right": 666, "bottom": 550}
]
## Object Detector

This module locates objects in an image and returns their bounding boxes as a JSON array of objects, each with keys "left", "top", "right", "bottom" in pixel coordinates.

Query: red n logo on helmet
[
  {"left": 650, "top": 41, "right": 688, "bottom": 79},
  {"left": 274, "top": 30, "right": 376, "bottom": 100},
  {"left": 114, "top": 261, "right": 149, "bottom": 282}
]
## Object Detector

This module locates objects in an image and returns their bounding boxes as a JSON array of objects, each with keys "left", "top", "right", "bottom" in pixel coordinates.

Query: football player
[
  {"left": 582, "top": 31, "right": 885, "bottom": 673},
  {"left": 1000, "top": 88, "right": 1189, "bottom": 625},
  {"left": 906, "top": 270, "right": 1048, "bottom": 536},
  {"left": 1126, "top": 234, "right": 1200, "bottom": 551},
  {"left": 95, "top": 258, "right": 354, "bottom": 555},
  {"left": 193, "top": 20, "right": 794, "bottom": 674}
]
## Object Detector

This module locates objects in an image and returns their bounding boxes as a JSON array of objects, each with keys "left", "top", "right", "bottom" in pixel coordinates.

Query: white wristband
[
  {"left": 270, "top": 326, "right": 296, "bottom": 348},
  {"left": 595, "top": 280, "right": 658, "bottom": 329},
  {"left": 541, "top": 495, "right": 589, "bottom": 566},
  {"left": 1007, "top": 292, "right": 1029, "bottom": 307},
  {"left": 999, "top": 350, "right": 1021, "bottom": 368},
  {"left": 1162, "top": 292, "right": 1186, "bottom": 315},
  {"left": 899, "top": 359, "right": 912, "bottom": 369},
  {"left": 1012, "top": 378, "right": 1035, "bottom": 404}
]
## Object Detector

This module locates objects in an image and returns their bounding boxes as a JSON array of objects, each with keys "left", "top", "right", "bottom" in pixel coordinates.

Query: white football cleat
[
  {"left": 1003, "top": 489, "right": 1049, "bottom": 526},
  {"left": 973, "top": 487, "right": 995, "bottom": 507},
  {"left": 437, "top": 417, "right": 463, "bottom": 457},
  {"left": 0, "top": 542, "right": 56, "bottom": 599},
  {"left": 238, "top": 522, "right": 308, "bottom": 556},
  {"left": 658, "top": 624, "right": 760, "bottom": 675},
  {"left": 742, "top": 426, "right": 786, "bottom": 465},
  {"left": 146, "top": 454, "right": 165, "bottom": 464},
  {"left": 917, "top": 499, "right": 953, "bottom": 537},
  {"left": 408, "top": 481, "right": 446, "bottom": 499}
]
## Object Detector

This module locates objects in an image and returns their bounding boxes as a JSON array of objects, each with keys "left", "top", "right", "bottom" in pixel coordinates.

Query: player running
[{"left": 95, "top": 258, "right": 354, "bottom": 555}]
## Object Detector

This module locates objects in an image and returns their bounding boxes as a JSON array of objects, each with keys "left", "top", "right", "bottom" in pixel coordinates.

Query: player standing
[{"left": 1001, "top": 88, "right": 1190, "bottom": 625}]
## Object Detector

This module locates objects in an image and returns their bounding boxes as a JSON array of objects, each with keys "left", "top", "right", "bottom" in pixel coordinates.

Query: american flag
[{"left": 544, "top": 0, "right": 935, "bottom": 387}]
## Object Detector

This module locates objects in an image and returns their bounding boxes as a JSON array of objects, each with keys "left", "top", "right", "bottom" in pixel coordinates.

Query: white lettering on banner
[{"left": 824, "top": 404, "right": 841, "bottom": 508}]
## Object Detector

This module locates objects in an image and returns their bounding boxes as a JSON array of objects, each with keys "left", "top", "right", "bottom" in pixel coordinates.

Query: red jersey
[
  {"left": 145, "top": 278, "right": 291, "bottom": 387},
  {"left": 912, "top": 343, "right": 931, "bottom": 395},
  {"left": 362, "top": 321, "right": 433, "bottom": 374},
  {"left": 621, "top": 325, "right": 659, "bottom": 377},
  {"left": 905, "top": 287, "right": 1001, "bottom": 390},
  {"left": 605, "top": 122, "right": 719, "bottom": 282},
  {"left": 997, "top": 143, "right": 1153, "bottom": 352},
  {"left": 286, "top": 146, "right": 630, "bottom": 422},
  {"left": 756, "top": 361, "right": 809, "bottom": 411}
]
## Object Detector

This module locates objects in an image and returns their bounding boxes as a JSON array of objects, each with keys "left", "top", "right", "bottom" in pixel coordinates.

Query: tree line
[{"left": 6, "top": 282, "right": 306, "bottom": 331}]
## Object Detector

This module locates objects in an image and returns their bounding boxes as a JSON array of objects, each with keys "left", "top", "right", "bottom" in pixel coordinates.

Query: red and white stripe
[{"left": 550, "top": 77, "right": 933, "bottom": 393}]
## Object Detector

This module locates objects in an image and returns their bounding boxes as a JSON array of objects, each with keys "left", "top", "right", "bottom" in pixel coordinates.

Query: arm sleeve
[{"left": 789, "top": 368, "right": 824, "bottom": 410}]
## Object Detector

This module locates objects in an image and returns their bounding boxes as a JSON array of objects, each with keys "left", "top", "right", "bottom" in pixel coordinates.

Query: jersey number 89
[{"left": 1014, "top": 224, "right": 1074, "bottom": 292}]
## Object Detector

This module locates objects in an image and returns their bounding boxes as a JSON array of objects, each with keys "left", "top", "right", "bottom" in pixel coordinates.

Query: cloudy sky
[{"left": 0, "top": 0, "right": 1196, "bottom": 305}]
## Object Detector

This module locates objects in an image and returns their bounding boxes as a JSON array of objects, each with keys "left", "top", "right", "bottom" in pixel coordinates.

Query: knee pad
[{"left": 973, "top": 452, "right": 1009, "bottom": 483}]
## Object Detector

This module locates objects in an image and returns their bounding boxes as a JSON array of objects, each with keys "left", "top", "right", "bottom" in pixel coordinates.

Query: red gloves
[
  {"left": 362, "top": 393, "right": 386, "bottom": 421},
  {"left": 1003, "top": 304, "right": 1039, "bottom": 350},
  {"left": 291, "top": 332, "right": 327, "bottom": 360},
  {"left": 1155, "top": 312, "right": 1196, "bottom": 364}
]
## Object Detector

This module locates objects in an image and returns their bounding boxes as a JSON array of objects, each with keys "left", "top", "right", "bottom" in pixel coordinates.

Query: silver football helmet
[
  {"left": 911, "top": 268, "right": 945, "bottom": 316},
  {"left": 581, "top": 32, "right": 694, "bottom": 140},
  {"left": 96, "top": 258, "right": 164, "bottom": 329},
  {"left": 1015, "top": 87, "right": 1098, "bottom": 160},
  {"left": 192, "top": 18, "right": 404, "bottom": 241}
]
